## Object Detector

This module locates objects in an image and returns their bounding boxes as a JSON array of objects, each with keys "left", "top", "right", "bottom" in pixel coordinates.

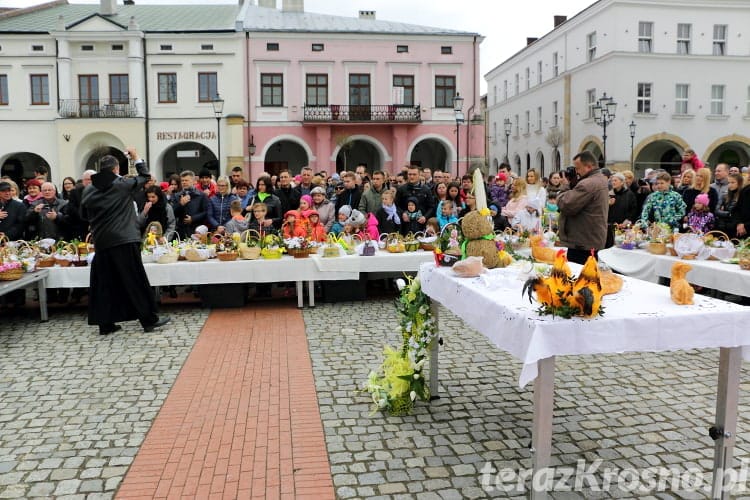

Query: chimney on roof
[
  {"left": 100, "top": 0, "right": 117, "bottom": 16},
  {"left": 526, "top": 37, "right": 538, "bottom": 46},
  {"left": 124, "top": 0, "right": 134, "bottom": 5},
  {"left": 281, "top": 0, "right": 303, "bottom": 12},
  {"left": 554, "top": 15, "right": 567, "bottom": 28},
  {"left": 258, "top": 0, "right": 275, "bottom": 7},
  {"left": 359, "top": 10, "right": 375, "bottom": 20},
  {"left": 56, "top": 14, "right": 65, "bottom": 31},
  {"left": 128, "top": 15, "right": 139, "bottom": 30}
]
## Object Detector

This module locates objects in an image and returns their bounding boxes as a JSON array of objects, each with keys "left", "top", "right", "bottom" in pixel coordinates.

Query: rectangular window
[
  {"left": 552, "top": 52, "right": 559, "bottom": 77},
  {"left": 159, "top": 44, "right": 172, "bottom": 51},
  {"left": 493, "top": 121, "right": 497, "bottom": 142},
  {"left": 30, "top": 74, "right": 49, "bottom": 105},
  {"left": 434, "top": 75, "right": 455, "bottom": 108},
  {"left": 266, "top": 42, "right": 279, "bottom": 51},
  {"left": 111, "top": 44, "right": 123, "bottom": 51},
  {"left": 638, "top": 21, "right": 653, "bottom": 53},
  {"left": 514, "top": 73, "right": 519, "bottom": 94},
  {"left": 198, "top": 72, "right": 217, "bottom": 103},
  {"left": 440, "top": 46, "right": 452, "bottom": 55},
  {"left": 261, "top": 73, "right": 283, "bottom": 106},
  {"left": 586, "top": 88, "right": 596, "bottom": 118},
  {"left": 311, "top": 43, "right": 324, "bottom": 52},
  {"left": 109, "top": 74, "right": 129, "bottom": 104},
  {"left": 514, "top": 114, "right": 519, "bottom": 137},
  {"left": 0, "top": 75, "right": 7, "bottom": 105},
  {"left": 349, "top": 73, "right": 371, "bottom": 106},
  {"left": 537, "top": 60, "right": 542, "bottom": 84},
  {"left": 158, "top": 73, "right": 177, "bottom": 103},
  {"left": 711, "top": 84, "right": 725, "bottom": 115},
  {"left": 503, "top": 80, "right": 508, "bottom": 100},
  {"left": 305, "top": 73, "right": 328, "bottom": 106},
  {"left": 537, "top": 106, "right": 542, "bottom": 131},
  {"left": 525, "top": 110, "right": 530, "bottom": 135},
  {"left": 637, "top": 82, "right": 652, "bottom": 113},
  {"left": 201, "top": 44, "right": 214, "bottom": 51},
  {"left": 675, "top": 84, "right": 689, "bottom": 114},
  {"left": 525, "top": 67, "right": 530, "bottom": 90},
  {"left": 713, "top": 24, "right": 727, "bottom": 56},
  {"left": 677, "top": 23, "right": 691, "bottom": 54},
  {"left": 552, "top": 100, "right": 558, "bottom": 127},
  {"left": 587, "top": 32, "right": 597, "bottom": 61},
  {"left": 81, "top": 44, "right": 94, "bottom": 52},
  {"left": 393, "top": 74, "right": 414, "bottom": 106},
  {"left": 31, "top": 44, "right": 44, "bottom": 52},
  {"left": 396, "top": 45, "right": 408, "bottom": 53},
  {"left": 78, "top": 74, "right": 99, "bottom": 116}
]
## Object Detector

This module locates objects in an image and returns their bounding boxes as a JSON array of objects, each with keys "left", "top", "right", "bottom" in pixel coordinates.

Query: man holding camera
[
  {"left": 26, "top": 182, "right": 68, "bottom": 240},
  {"left": 173, "top": 170, "right": 208, "bottom": 239},
  {"left": 556, "top": 151, "right": 610, "bottom": 265}
]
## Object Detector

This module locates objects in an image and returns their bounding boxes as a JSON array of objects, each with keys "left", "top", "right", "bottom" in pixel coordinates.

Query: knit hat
[
  {"left": 695, "top": 193, "right": 709, "bottom": 206},
  {"left": 495, "top": 173, "right": 507, "bottom": 182},
  {"left": 644, "top": 168, "right": 654, "bottom": 178},
  {"left": 303, "top": 209, "right": 318, "bottom": 219},
  {"left": 331, "top": 173, "right": 341, "bottom": 181},
  {"left": 346, "top": 209, "right": 366, "bottom": 226},
  {"left": 25, "top": 178, "right": 42, "bottom": 188},
  {"left": 310, "top": 186, "right": 326, "bottom": 195},
  {"left": 159, "top": 181, "right": 170, "bottom": 191},
  {"left": 526, "top": 198, "right": 541, "bottom": 212},
  {"left": 338, "top": 205, "right": 352, "bottom": 217},
  {"left": 300, "top": 194, "right": 313, "bottom": 207},
  {"left": 284, "top": 209, "right": 300, "bottom": 219}
]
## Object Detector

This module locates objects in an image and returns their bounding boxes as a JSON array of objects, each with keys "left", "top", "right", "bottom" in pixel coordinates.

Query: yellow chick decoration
[{"left": 146, "top": 231, "right": 157, "bottom": 247}]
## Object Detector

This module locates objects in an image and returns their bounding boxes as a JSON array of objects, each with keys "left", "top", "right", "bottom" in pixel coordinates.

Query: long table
[
  {"left": 599, "top": 247, "right": 750, "bottom": 296},
  {"left": 42, "top": 250, "right": 435, "bottom": 307},
  {"left": 418, "top": 262, "right": 750, "bottom": 499},
  {"left": 0, "top": 269, "right": 48, "bottom": 321}
]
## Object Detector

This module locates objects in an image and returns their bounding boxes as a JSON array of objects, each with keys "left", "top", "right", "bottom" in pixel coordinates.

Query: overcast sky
[{"left": 0, "top": 0, "right": 595, "bottom": 93}]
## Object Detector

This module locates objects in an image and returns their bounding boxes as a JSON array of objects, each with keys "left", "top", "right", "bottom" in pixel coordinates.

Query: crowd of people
[{"left": 2, "top": 151, "right": 750, "bottom": 268}]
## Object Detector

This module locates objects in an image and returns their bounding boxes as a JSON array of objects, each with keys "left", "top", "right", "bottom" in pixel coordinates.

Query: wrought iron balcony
[
  {"left": 303, "top": 104, "right": 421, "bottom": 123},
  {"left": 59, "top": 98, "right": 138, "bottom": 118}
]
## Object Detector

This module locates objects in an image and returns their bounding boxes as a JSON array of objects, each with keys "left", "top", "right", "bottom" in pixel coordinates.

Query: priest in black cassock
[{"left": 81, "top": 149, "right": 170, "bottom": 335}]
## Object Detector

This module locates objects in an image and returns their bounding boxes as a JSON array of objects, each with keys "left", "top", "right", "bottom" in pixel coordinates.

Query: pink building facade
[{"left": 243, "top": 3, "right": 484, "bottom": 180}]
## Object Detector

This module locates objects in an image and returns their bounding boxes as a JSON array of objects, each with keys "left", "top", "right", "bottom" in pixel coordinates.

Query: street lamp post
[
  {"left": 503, "top": 117, "right": 512, "bottom": 164},
  {"left": 629, "top": 121, "right": 637, "bottom": 171},
  {"left": 592, "top": 92, "right": 617, "bottom": 166},
  {"left": 453, "top": 93, "right": 464, "bottom": 176},
  {"left": 211, "top": 93, "right": 225, "bottom": 171}
]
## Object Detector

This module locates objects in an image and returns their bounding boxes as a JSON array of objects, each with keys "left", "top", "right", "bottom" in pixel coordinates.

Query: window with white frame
[
  {"left": 514, "top": 114, "right": 519, "bottom": 136},
  {"left": 525, "top": 67, "right": 530, "bottom": 90},
  {"left": 711, "top": 84, "right": 725, "bottom": 115},
  {"left": 637, "top": 83, "right": 652, "bottom": 113},
  {"left": 638, "top": 22, "right": 653, "bottom": 53},
  {"left": 587, "top": 32, "right": 596, "bottom": 61},
  {"left": 586, "top": 89, "right": 596, "bottom": 118},
  {"left": 552, "top": 52, "right": 559, "bottom": 77},
  {"left": 713, "top": 25, "right": 727, "bottom": 56},
  {"left": 675, "top": 84, "right": 689, "bottom": 114},
  {"left": 537, "top": 106, "right": 542, "bottom": 131},
  {"left": 552, "top": 100, "right": 558, "bottom": 127},
  {"left": 677, "top": 23, "right": 691, "bottom": 54},
  {"left": 514, "top": 73, "right": 519, "bottom": 94},
  {"left": 525, "top": 110, "right": 530, "bottom": 135},
  {"left": 537, "top": 60, "right": 542, "bottom": 84}
]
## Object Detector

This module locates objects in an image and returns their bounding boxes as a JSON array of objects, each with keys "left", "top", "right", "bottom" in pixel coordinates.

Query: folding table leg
[
  {"left": 307, "top": 281, "right": 315, "bottom": 307},
  {"left": 38, "top": 277, "right": 48, "bottom": 322},
  {"left": 296, "top": 281, "right": 304, "bottom": 308},
  {"left": 712, "top": 347, "right": 741, "bottom": 500},
  {"left": 531, "top": 356, "right": 555, "bottom": 500},
  {"left": 429, "top": 301, "right": 440, "bottom": 399}
]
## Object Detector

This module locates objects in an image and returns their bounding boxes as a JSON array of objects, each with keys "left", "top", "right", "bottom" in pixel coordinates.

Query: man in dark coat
[
  {"left": 395, "top": 165, "right": 435, "bottom": 220},
  {"left": 0, "top": 181, "right": 26, "bottom": 241},
  {"left": 172, "top": 170, "right": 209, "bottom": 239},
  {"left": 274, "top": 170, "right": 300, "bottom": 214},
  {"left": 81, "top": 149, "right": 169, "bottom": 335}
]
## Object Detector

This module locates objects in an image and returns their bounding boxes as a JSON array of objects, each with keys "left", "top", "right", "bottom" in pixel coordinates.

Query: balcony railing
[
  {"left": 303, "top": 104, "right": 421, "bottom": 123},
  {"left": 59, "top": 98, "right": 138, "bottom": 118}
]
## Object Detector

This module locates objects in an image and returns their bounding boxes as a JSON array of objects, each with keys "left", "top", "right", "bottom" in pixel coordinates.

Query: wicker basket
[
  {"left": 239, "top": 229, "right": 262, "bottom": 260},
  {"left": 389, "top": 394, "right": 414, "bottom": 417},
  {"left": 647, "top": 242, "right": 667, "bottom": 255},
  {"left": 36, "top": 257, "right": 55, "bottom": 268},
  {"left": 55, "top": 257, "right": 72, "bottom": 267},
  {"left": 0, "top": 267, "right": 23, "bottom": 281},
  {"left": 216, "top": 251, "right": 239, "bottom": 261},
  {"left": 288, "top": 248, "right": 309, "bottom": 259}
]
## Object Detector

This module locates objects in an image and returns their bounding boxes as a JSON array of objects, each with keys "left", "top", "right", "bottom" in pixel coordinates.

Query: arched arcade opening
[{"left": 1, "top": 152, "right": 51, "bottom": 186}]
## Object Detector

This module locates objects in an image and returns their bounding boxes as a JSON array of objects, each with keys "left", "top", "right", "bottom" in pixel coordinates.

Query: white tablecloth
[
  {"left": 418, "top": 262, "right": 750, "bottom": 388},
  {"left": 44, "top": 257, "right": 359, "bottom": 288},
  {"left": 599, "top": 247, "right": 750, "bottom": 296},
  {"left": 310, "top": 249, "right": 434, "bottom": 274}
]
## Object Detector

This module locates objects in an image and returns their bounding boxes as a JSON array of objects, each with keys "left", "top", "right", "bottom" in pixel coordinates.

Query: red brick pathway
[{"left": 116, "top": 305, "right": 334, "bottom": 499}]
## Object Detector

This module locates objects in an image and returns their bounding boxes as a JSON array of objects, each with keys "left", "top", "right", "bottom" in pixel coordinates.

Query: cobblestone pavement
[
  {"left": 304, "top": 299, "right": 750, "bottom": 500},
  {"left": 0, "top": 306, "right": 208, "bottom": 499}
]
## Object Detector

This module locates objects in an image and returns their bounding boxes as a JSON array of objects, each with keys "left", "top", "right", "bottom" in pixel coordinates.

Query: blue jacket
[{"left": 208, "top": 193, "right": 239, "bottom": 229}]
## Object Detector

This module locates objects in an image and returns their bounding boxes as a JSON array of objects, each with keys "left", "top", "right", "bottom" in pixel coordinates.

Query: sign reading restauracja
[{"left": 155, "top": 131, "right": 217, "bottom": 141}]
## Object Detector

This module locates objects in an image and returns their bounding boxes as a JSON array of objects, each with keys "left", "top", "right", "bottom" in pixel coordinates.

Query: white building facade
[{"left": 485, "top": 0, "right": 750, "bottom": 178}]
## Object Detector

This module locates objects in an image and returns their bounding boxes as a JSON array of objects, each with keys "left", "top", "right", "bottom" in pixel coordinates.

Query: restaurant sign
[{"left": 156, "top": 131, "right": 216, "bottom": 141}]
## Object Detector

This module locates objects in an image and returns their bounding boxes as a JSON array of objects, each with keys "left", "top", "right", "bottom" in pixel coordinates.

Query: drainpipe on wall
[
  {"left": 245, "top": 31, "right": 252, "bottom": 176},
  {"left": 142, "top": 36, "right": 150, "bottom": 168}
]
